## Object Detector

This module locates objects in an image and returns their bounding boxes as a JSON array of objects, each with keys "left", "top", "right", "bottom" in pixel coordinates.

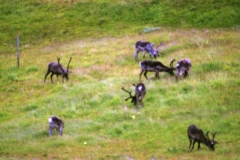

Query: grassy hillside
[
  {"left": 0, "top": 0, "right": 240, "bottom": 159},
  {"left": 0, "top": 0, "right": 239, "bottom": 54},
  {"left": 0, "top": 28, "right": 240, "bottom": 159}
]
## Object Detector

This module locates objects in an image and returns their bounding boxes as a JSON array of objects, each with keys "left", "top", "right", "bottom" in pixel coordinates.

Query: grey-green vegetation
[{"left": 0, "top": 0, "right": 239, "bottom": 159}]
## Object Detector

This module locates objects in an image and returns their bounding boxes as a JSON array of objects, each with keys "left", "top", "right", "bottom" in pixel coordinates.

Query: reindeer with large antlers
[
  {"left": 139, "top": 59, "right": 176, "bottom": 80},
  {"left": 44, "top": 57, "right": 72, "bottom": 83},
  {"left": 122, "top": 82, "right": 146, "bottom": 107},
  {"left": 187, "top": 124, "right": 218, "bottom": 151},
  {"left": 134, "top": 41, "right": 164, "bottom": 62}
]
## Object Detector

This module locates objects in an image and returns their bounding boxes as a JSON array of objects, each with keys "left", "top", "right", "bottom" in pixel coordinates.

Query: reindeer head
[
  {"left": 145, "top": 43, "right": 159, "bottom": 58},
  {"left": 205, "top": 131, "right": 219, "bottom": 151},
  {"left": 148, "top": 42, "right": 165, "bottom": 58},
  {"left": 155, "top": 42, "right": 164, "bottom": 56},
  {"left": 58, "top": 57, "right": 72, "bottom": 81}
]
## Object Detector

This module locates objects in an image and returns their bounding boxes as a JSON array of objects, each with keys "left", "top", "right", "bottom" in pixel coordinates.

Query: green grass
[
  {"left": 0, "top": 28, "right": 239, "bottom": 160},
  {"left": 0, "top": 0, "right": 239, "bottom": 53},
  {"left": 0, "top": 0, "right": 240, "bottom": 159}
]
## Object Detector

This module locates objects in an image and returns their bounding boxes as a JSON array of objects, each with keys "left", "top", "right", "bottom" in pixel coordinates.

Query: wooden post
[{"left": 16, "top": 36, "right": 20, "bottom": 68}]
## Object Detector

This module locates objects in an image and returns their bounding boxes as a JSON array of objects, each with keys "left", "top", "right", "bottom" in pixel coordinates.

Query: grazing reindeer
[
  {"left": 44, "top": 57, "right": 72, "bottom": 83},
  {"left": 134, "top": 41, "right": 164, "bottom": 62},
  {"left": 139, "top": 59, "right": 176, "bottom": 80},
  {"left": 187, "top": 124, "right": 218, "bottom": 151},
  {"left": 122, "top": 82, "right": 146, "bottom": 107},
  {"left": 48, "top": 115, "right": 64, "bottom": 136},
  {"left": 176, "top": 58, "right": 192, "bottom": 81}
]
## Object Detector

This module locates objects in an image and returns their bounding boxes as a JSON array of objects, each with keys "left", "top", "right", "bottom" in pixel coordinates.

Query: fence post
[{"left": 16, "top": 36, "right": 20, "bottom": 68}]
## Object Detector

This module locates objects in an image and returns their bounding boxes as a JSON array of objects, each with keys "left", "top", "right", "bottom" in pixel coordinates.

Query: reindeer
[
  {"left": 175, "top": 58, "right": 192, "bottom": 81},
  {"left": 139, "top": 59, "right": 176, "bottom": 80},
  {"left": 48, "top": 115, "right": 64, "bottom": 136},
  {"left": 187, "top": 124, "right": 218, "bottom": 151},
  {"left": 44, "top": 57, "right": 72, "bottom": 83},
  {"left": 122, "top": 82, "right": 146, "bottom": 107},
  {"left": 134, "top": 41, "right": 164, "bottom": 62}
]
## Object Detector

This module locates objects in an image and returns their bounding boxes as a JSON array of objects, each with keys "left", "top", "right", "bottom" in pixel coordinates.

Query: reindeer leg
[
  {"left": 149, "top": 51, "right": 152, "bottom": 58},
  {"left": 59, "top": 124, "right": 64, "bottom": 136},
  {"left": 189, "top": 139, "right": 192, "bottom": 150},
  {"left": 137, "top": 101, "right": 142, "bottom": 108},
  {"left": 139, "top": 96, "right": 144, "bottom": 108},
  {"left": 50, "top": 73, "right": 55, "bottom": 83},
  {"left": 191, "top": 140, "right": 196, "bottom": 151},
  {"left": 48, "top": 126, "right": 54, "bottom": 136},
  {"left": 155, "top": 69, "right": 159, "bottom": 79},
  {"left": 142, "top": 50, "right": 146, "bottom": 58},
  {"left": 139, "top": 69, "right": 144, "bottom": 81},
  {"left": 136, "top": 96, "right": 139, "bottom": 107},
  {"left": 59, "top": 127, "right": 63, "bottom": 136},
  {"left": 58, "top": 126, "right": 63, "bottom": 136},
  {"left": 134, "top": 51, "right": 139, "bottom": 62},
  {"left": 44, "top": 70, "right": 50, "bottom": 83},
  {"left": 56, "top": 74, "right": 59, "bottom": 81},
  {"left": 155, "top": 72, "right": 158, "bottom": 79},
  {"left": 144, "top": 71, "right": 149, "bottom": 80},
  {"left": 198, "top": 142, "right": 201, "bottom": 150},
  {"left": 183, "top": 71, "right": 188, "bottom": 78}
]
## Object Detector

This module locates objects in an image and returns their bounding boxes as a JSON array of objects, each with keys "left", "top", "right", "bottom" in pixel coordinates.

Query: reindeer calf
[
  {"left": 44, "top": 57, "right": 72, "bottom": 83},
  {"left": 139, "top": 59, "right": 175, "bottom": 80},
  {"left": 122, "top": 82, "right": 146, "bottom": 107},
  {"left": 187, "top": 124, "right": 218, "bottom": 151},
  {"left": 176, "top": 58, "right": 191, "bottom": 81},
  {"left": 134, "top": 41, "right": 164, "bottom": 62},
  {"left": 48, "top": 115, "right": 64, "bottom": 136}
]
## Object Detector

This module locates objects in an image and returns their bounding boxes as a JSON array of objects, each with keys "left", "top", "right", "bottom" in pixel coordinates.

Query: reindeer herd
[{"left": 44, "top": 40, "right": 218, "bottom": 152}]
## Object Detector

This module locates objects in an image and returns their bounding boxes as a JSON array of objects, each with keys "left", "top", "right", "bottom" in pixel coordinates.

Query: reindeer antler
[
  {"left": 56, "top": 57, "right": 66, "bottom": 72},
  {"left": 57, "top": 57, "right": 60, "bottom": 65},
  {"left": 156, "top": 42, "right": 164, "bottom": 48},
  {"left": 121, "top": 87, "right": 133, "bottom": 101},
  {"left": 212, "top": 131, "right": 218, "bottom": 141},
  {"left": 121, "top": 87, "right": 137, "bottom": 104},
  {"left": 205, "top": 131, "right": 210, "bottom": 140},
  {"left": 170, "top": 59, "right": 176, "bottom": 69},
  {"left": 67, "top": 57, "right": 72, "bottom": 71}
]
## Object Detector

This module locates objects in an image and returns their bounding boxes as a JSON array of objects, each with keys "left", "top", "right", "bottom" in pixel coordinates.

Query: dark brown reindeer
[
  {"left": 139, "top": 59, "right": 176, "bottom": 80},
  {"left": 134, "top": 41, "right": 164, "bottom": 62},
  {"left": 176, "top": 58, "right": 192, "bottom": 81},
  {"left": 48, "top": 115, "right": 64, "bottom": 136},
  {"left": 122, "top": 82, "right": 146, "bottom": 107},
  {"left": 187, "top": 124, "right": 218, "bottom": 151},
  {"left": 44, "top": 57, "right": 72, "bottom": 83}
]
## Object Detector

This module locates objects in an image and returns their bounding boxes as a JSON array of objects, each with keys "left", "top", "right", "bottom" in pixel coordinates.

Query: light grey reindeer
[
  {"left": 122, "top": 82, "right": 146, "bottom": 107},
  {"left": 139, "top": 59, "right": 176, "bottom": 80},
  {"left": 187, "top": 124, "right": 218, "bottom": 151},
  {"left": 176, "top": 58, "right": 191, "bottom": 81},
  {"left": 44, "top": 57, "right": 72, "bottom": 83},
  {"left": 134, "top": 41, "right": 164, "bottom": 62},
  {"left": 48, "top": 115, "right": 64, "bottom": 136}
]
